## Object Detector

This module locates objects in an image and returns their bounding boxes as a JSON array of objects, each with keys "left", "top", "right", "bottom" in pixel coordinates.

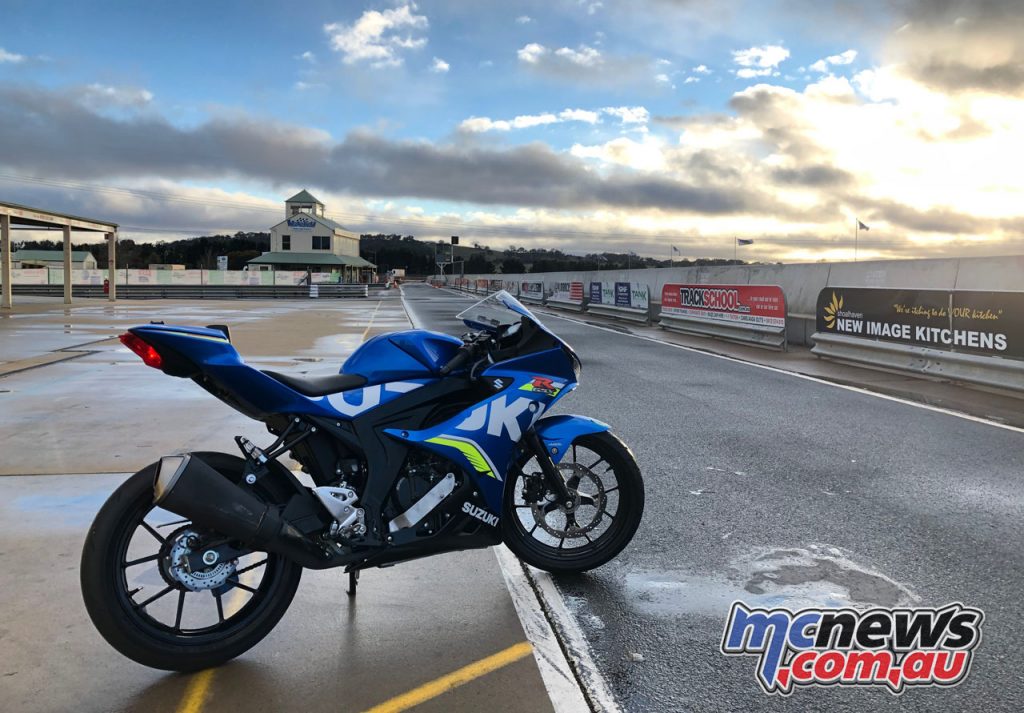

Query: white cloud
[
  {"left": 554, "top": 45, "right": 602, "bottom": 67},
  {"left": 295, "top": 81, "right": 326, "bottom": 91},
  {"left": 78, "top": 83, "right": 154, "bottom": 108},
  {"left": 324, "top": 4, "right": 428, "bottom": 68},
  {"left": 732, "top": 44, "right": 789, "bottom": 78},
  {"left": 517, "top": 43, "right": 546, "bottom": 64},
  {"left": 602, "top": 105, "right": 649, "bottom": 124},
  {"left": 579, "top": 0, "right": 603, "bottom": 15},
  {"left": 684, "top": 76, "right": 700, "bottom": 84},
  {"left": 559, "top": 108, "right": 601, "bottom": 123},
  {"left": 515, "top": 15, "right": 532, "bottom": 24},
  {"left": 296, "top": 51, "right": 316, "bottom": 63},
  {"left": 692, "top": 64, "right": 711, "bottom": 74},
  {"left": 811, "top": 49, "right": 858, "bottom": 73},
  {"left": 571, "top": 134, "right": 667, "bottom": 171},
  {"left": 430, "top": 56, "right": 449, "bottom": 73},
  {"left": 0, "top": 48, "right": 25, "bottom": 63},
  {"left": 655, "top": 73, "right": 671, "bottom": 83},
  {"left": 459, "top": 108, "right": 600, "bottom": 133}
]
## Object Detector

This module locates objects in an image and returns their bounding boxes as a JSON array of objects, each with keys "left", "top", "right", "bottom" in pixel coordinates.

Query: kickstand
[{"left": 347, "top": 570, "right": 360, "bottom": 597}]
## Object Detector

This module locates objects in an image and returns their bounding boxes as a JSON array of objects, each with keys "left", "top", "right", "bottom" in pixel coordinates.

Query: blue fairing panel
[
  {"left": 342, "top": 330, "right": 462, "bottom": 385},
  {"left": 534, "top": 414, "right": 610, "bottom": 464}
]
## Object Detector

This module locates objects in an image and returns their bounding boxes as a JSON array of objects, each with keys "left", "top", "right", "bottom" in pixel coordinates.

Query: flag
[
  {"left": 672, "top": 245, "right": 680, "bottom": 253},
  {"left": 737, "top": 238, "right": 754, "bottom": 245},
  {"left": 857, "top": 220, "right": 870, "bottom": 231}
]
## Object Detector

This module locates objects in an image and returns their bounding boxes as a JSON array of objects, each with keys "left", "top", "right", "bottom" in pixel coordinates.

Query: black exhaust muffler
[{"left": 153, "top": 454, "right": 335, "bottom": 568}]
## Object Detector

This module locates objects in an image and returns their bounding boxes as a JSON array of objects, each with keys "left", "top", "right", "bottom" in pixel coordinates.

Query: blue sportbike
[{"left": 81, "top": 290, "right": 644, "bottom": 670}]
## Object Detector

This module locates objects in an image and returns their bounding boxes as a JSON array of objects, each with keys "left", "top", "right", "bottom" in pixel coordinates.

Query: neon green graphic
[{"left": 426, "top": 435, "right": 498, "bottom": 479}]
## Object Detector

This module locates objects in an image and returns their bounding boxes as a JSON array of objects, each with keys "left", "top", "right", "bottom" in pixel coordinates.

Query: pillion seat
[{"left": 262, "top": 370, "right": 368, "bottom": 397}]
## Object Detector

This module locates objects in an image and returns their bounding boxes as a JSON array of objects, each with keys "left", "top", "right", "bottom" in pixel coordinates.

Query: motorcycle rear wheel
[
  {"left": 80, "top": 453, "right": 302, "bottom": 671},
  {"left": 502, "top": 431, "right": 644, "bottom": 573}
]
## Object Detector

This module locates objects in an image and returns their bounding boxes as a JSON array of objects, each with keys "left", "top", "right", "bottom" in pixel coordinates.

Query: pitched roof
[
  {"left": 14, "top": 249, "right": 95, "bottom": 262},
  {"left": 246, "top": 252, "right": 376, "bottom": 268},
  {"left": 270, "top": 213, "right": 355, "bottom": 235},
  {"left": 285, "top": 189, "right": 323, "bottom": 205}
]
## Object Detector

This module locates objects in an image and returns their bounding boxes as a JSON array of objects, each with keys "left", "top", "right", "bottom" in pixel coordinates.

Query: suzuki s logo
[
  {"left": 455, "top": 395, "right": 544, "bottom": 441},
  {"left": 462, "top": 502, "right": 499, "bottom": 527}
]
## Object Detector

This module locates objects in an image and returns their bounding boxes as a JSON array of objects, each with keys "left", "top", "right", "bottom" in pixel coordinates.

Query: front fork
[{"left": 522, "top": 428, "right": 575, "bottom": 508}]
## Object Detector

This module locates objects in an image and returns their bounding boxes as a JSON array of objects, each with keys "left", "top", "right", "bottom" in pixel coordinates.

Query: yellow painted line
[
  {"left": 362, "top": 641, "right": 533, "bottom": 713},
  {"left": 176, "top": 669, "right": 215, "bottom": 713},
  {"left": 175, "top": 570, "right": 257, "bottom": 713},
  {"left": 360, "top": 300, "right": 384, "bottom": 342}
]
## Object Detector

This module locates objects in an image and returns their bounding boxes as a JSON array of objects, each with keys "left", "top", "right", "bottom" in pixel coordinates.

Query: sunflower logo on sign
[{"left": 823, "top": 292, "right": 843, "bottom": 329}]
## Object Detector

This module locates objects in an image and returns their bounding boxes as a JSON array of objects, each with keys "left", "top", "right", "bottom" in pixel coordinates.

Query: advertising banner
[
  {"left": 521, "top": 281, "right": 543, "bottom": 300},
  {"left": 475, "top": 278, "right": 488, "bottom": 293},
  {"left": 501, "top": 280, "right": 519, "bottom": 296},
  {"left": 815, "top": 287, "right": 1024, "bottom": 360},
  {"left": 550, "top": 281, "right": 584, "bottom": 304},
  {"left": 662, "top": 283, "right": 786, "bottom": 328},
  {"left": 489, "top": 279, "right": 503, "bottom": 293},
  {"left": 1, "top": 268, "right": 48, "bottom": 285},
  {"left": 589, "top": 281, "right": 650, "bottom": 310}
]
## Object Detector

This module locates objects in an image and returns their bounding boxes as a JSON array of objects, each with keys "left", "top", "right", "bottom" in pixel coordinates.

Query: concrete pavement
[
  {"left": 0, "top": 295, "right": 557, "bottom": 713},
  {"left": 409, "top": 283, "right": 1024, "bottom": 712}
]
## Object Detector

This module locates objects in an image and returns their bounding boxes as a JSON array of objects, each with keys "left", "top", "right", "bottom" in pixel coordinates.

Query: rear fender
[{"left": 533, "top": 414, "right": 610, "bottom": 464}]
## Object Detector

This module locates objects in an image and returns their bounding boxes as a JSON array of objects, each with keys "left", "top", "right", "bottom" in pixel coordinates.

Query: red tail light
[{"left": 119, "top": 332, "right": 163, "bottom": 369}]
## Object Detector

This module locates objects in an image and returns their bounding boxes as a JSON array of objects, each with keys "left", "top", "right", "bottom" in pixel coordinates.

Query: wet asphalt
[{"left": 404, "top": 284, "right": 1024, "bottom": 712}]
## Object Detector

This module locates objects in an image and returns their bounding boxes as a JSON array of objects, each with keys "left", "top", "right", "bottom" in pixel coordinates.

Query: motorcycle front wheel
[
  {"left": 502, "top": 430, "right": 644, "bottom": 573},
  {"left": 80, "top": 453, "right": 302, "bottom": 671}
]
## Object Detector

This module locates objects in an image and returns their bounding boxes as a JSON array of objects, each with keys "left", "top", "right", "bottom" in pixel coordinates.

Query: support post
[
  {"left": 106, "top": 231, "right": 117, "bottom": 301},
  {"left": 63, "top": 224, "right": 72, "bottom": 305},
  {"left": 1, "top": 213, "right": 11, "bottom": 309}
]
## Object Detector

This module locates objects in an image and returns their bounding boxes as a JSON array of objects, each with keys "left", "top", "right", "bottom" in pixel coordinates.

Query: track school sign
[
  {"left": 816, "top": 288, "right": 1024, "bottom": 359},
  {"left": 661, "top": 284, "right": 786, "bottom": 328}
]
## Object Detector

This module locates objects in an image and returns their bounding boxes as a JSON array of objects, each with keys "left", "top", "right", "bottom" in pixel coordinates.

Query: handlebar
[{"left": 439, "top": 344, "right": 474, "bottom": 375}]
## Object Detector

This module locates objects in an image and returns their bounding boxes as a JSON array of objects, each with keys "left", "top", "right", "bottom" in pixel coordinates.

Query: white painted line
[
  {"left": 542, "top": 309, "right": 1024, "bottom": 436},
  {"left": 493, "top": 547, "right": 596, "bottom": 713}
]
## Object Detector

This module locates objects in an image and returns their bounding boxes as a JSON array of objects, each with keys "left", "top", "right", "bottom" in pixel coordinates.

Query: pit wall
[{"left": 457, "top": 254, "right": 1024, "bottom": 347}]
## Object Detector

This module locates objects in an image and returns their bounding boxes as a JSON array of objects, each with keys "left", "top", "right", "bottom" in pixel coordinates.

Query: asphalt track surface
[{"left": 403, "top": 284, "right": 1024, "bottom": 712}]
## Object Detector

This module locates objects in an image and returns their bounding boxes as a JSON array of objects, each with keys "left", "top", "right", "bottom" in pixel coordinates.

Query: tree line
[{"left": 11, "top": 231, "right": 749, "bottom": 274}]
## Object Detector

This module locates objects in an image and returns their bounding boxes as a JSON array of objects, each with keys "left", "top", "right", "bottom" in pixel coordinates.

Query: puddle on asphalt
[{"left": 624, "top": 544, "right": 919, "bottom": 618}]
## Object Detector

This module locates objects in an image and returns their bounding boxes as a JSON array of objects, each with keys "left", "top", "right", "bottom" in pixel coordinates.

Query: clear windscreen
[{"left": 457, "top": 290, "right": 545, "bottom": 333}]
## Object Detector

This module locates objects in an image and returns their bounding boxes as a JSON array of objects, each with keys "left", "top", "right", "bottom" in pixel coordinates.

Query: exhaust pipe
[{"left": 154, "top": 454, "right": 336, "bottom": 568}]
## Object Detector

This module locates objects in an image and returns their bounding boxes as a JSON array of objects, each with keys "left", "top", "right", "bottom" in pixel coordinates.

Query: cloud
[
  {"left": 602, "top": 105, "right": 649, "bottom": 124},
  {"left": 296, "top": 51, "right": 316, "bottom": 63},
  {"left": 810, "top": 49, "right": 857, "bottom": 73},
  {"left": 516, "top": 41, "right": 657, "bottom": 85},
  {"left": 692, "top": 64, "right": 711, "bottom": 74},
  {"left": 732, "top": 44, "right": 789, "bottom": 78},
  {"left": 429, "top": 57, "right": 449, "bottom": 73},
  {"left": 76, "top": 83, "right": 154, "bottom": 109},
  {"left": 683, "top": 76, "right": 700, "bottom": 84},
  {"left": 458, "top": 106, "right": 643, "bottom": 133},
  {"left": 324, "top": 4, "right": 428, "bottom": 68},
  {"left": 515, "top": 15, "right": 532, "bottom": 24},
  {"left": 883, "top": 0, "right": 1024, "bottom": 94},
  {"left": 0, "top": 84, "right": 759, "bottom": 216},
  {"left": 0, "top": 48, "right": 25, "bottom": 63}
]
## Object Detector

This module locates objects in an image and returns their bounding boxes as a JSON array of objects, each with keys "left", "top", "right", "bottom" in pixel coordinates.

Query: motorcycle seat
[{"left": 262, "top": 370, "right": 368, "bottom": 397}]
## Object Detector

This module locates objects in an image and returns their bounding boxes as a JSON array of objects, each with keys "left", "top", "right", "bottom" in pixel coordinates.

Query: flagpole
[
  {"left": 734, "top": 237, "right": 737, "bottom": 261},
  {"left": 854, "top": 218, "right": 859, "bottom": 263}
]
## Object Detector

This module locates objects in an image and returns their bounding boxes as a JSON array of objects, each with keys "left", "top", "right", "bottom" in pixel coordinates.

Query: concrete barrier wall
[{"left": 455, "top": 254, "right": 1024, "bottom": 347}]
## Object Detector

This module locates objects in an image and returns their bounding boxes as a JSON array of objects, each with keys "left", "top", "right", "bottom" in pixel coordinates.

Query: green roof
[
  {"left": 285, "top": 189, "right": 323, "bottom": 205},
  {"left": 247, "top": 252, "right": 375, "bottom": 268},
  {"left": 14, "top": 249, "right": 94, "bottom": 262}
]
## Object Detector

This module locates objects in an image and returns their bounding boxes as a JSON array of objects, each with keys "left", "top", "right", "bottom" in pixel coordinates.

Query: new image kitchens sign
[{"left": 816, "top": 288, "right": 1024, "bottom": 359}]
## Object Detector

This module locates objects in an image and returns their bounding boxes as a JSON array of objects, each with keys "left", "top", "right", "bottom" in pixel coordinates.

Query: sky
[{"left": 1, "top": 0, "right": 1022, "bottom": 262}]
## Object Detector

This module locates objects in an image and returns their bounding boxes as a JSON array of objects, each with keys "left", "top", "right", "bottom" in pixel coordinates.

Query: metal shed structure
[{"left": 0, "top": 201, "right": 118, "bottom": 308}]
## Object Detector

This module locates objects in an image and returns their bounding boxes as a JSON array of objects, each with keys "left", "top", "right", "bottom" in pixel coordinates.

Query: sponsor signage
[
  {"left": 489, "top": 279, "right": 503, "bottom": 293},
  {"left": 816, "top": 287, "right": 1024, "bottom": 359},
  {"left": 475, "top": 278, "right": 488, "bottom": 292},
  {"left": 286, "top": 216, "right": 316, "bottom": 230},
  {"left": 589, "top": 281, "right": 650, "bottom": 310},
  {"left": 551, "top": 281, "right": 585, "bottom": 304},
  {"left": 216, "top": 255, "right": 228, "bottom": 271},
  {"left": 662, "top": 283, "right": 786, "bottom": 328},
  {"left": 521, "top": 281, "right": 543, "bottom": 299}
]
